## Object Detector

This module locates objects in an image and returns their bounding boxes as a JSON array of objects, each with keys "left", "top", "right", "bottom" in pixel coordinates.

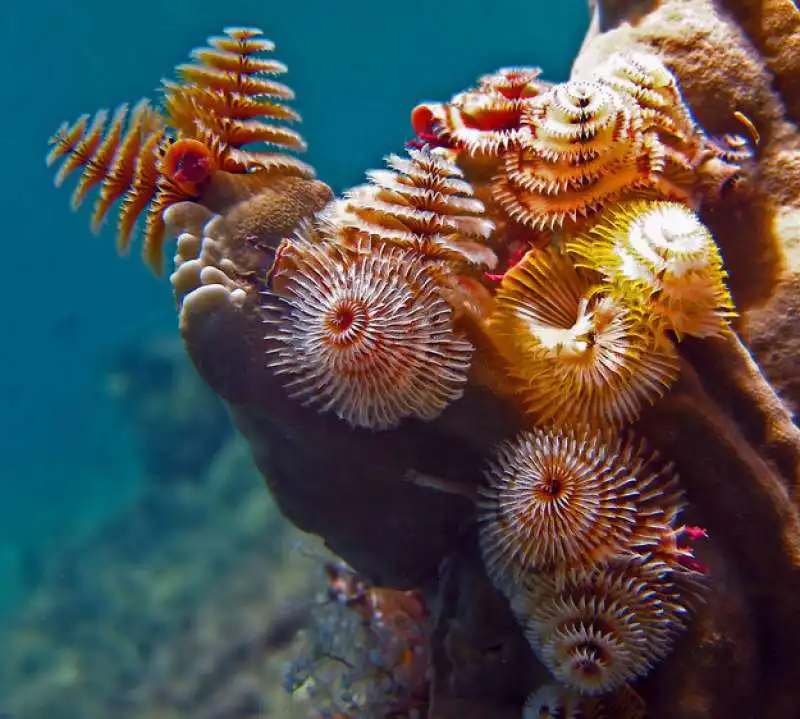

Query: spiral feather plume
[
  {"left": 478, "top": 426, "right": 686, "bottom": 592},
  {"left": 519, "top": 557, "right": 691, "bottom": 695},
  {"left": 265, "top": 229, "right": 474, "bottom": 430},
  {"left": 492, "top": 79, "right": 665, "bottom": 232},
  {"left": 46, "top": 27, "right": 314, "bottom": 274},
  {"left": 591, "top": 52, "right": 753, "bottom": 194},
  {"left": 567, "top": 200, "right": 736, "bottom": 338},
  {"left": 592, "top": 52, "right": 693, "bottom": 142},
  {"left": 411, "top": 67, "right": 550, "bottom": 157},
  {"left": 488, "top": 246, "right": 678, "bottom": 429},
  {"left": 524, "top": 682, "right": 646, "bottom": 719},
  {"left": 45, "top": 101, "right": 198, "bottom": 271},
  {"left": 162, "top": 26, "right": 313, "bottom": 178},
  {"left": 318, "top": 146, "right": 497, "bottom": 270},
  {"left": 523, "top": 683, "right": 584, "bottom": 718}
]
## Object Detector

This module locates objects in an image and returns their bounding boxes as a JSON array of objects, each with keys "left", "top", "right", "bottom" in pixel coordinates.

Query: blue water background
[{"left": 0, "top": 1, "right": 588, "bottom": 618}]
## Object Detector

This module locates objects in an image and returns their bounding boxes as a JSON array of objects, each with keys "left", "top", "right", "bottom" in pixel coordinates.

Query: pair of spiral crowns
[
  {"left": 46, "top": 26, "right": 311, "bottom": 274},
  {"left": 47, "top": 29, "right": 752, "bottom": 714}
]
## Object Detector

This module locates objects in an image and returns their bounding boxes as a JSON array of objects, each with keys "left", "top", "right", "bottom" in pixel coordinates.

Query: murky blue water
[{"left": 0, "top": 0, "right": 587, "bottom": 689}]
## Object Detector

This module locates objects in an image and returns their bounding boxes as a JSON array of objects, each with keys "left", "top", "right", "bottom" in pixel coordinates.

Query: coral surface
[{"left": 44, "top": 7, "right": 800, "bottom": 718}]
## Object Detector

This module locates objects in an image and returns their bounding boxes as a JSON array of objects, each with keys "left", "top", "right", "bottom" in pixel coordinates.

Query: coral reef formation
[
  {"left": 286, "top": 561, "right": 430, "bottom": 716},
  {"left": 44, "top": 5, "right": 800, "bottom": 718}
]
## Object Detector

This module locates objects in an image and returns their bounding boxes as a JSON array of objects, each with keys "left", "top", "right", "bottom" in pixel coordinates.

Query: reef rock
[
  {"left": 165, "top": 9, "right": 800, "bottom": 716},
  {"left": 43, "top": 11, "right": 800, "bottom": 719}
]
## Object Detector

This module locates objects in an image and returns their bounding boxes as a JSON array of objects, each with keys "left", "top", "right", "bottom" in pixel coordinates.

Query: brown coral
[
  {"left": 488, "top": 246, "right": 678, "bottom": 429},
  {"left": 265, "top": 230, "right": 474, "bottom": 430},
  {"left": 40, "top": 9, "right": 800, "bottom": 719}
]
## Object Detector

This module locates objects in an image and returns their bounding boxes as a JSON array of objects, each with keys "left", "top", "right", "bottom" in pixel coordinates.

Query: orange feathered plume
[
  {"left": 411, "top": 67, "right": 551, "bottom": 158},
  {"left": 46, "top": 27, "right": 312, "bottom": 275},
  {"left": 161, "top": 26, "right": 314, "bottom": 178}
]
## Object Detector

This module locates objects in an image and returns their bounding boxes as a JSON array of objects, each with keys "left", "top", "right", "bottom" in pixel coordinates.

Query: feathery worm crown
[
  {"left": 317, "top": 146, "right": 496, "bottom": 269},
  {"left": 592, "top": 52, "right": 693, "bottom": 138},
  {"left": 162, "top": 26, "right": 314, "bottom": 179},
  {"left": 488, "top": 246, "right": 679, "bottom": 429},
  {"left": 46, "top": 101, "right": 178, "bottom": 271},
  {"left": 478, "top": 426, "right": 685, "bottom": 592},
  {"left": 524, "top": 683, "right": 647, "bottom": 719},
  {"left": 46, "top": 26, "right": 311, "bottom": 274},
  {"left": 265, "top": 228, "right": 474, "bottom": 430},
  {"left": 411, "top": 67, "right": 551, "bottom": 157},
  {"left": 413, "top": 51, "right": 752, "bottom": 246},
  {"left": 264, "top": 145, "right": 501, "bottom": 430},
  {"left": 492, "top": 78, "right": 664, "bottom": 232},
  {"left": 518, "top": 557, "right": 691, "bottom": 694},
  {"left": 567, "top": 200, "right": 736, "bottom": 338},
  {"left": 523, "top": 684, "right": 584, "bottom": 719}
]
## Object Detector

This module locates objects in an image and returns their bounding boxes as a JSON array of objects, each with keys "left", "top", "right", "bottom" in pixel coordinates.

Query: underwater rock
[
  {"left": 161, "top": 18, "right": 800, "bottom": 718},
  {"left": 577, "top": 0, "right": 800, "bottom": 314},
  {"left": 425, "top": 544, "right": 542, "bottom": 719},
  {"left": 745, "top": 265, "right": 800, "bottom": 418},
  {"left": 44, "top": 16, "right": 800, "bottom": 719},
  {"left": 639, "top": 540, "right": 758, "bottom": 719},
  {"left": 170, "top": 204, "right": 516, "bottom": 587}
]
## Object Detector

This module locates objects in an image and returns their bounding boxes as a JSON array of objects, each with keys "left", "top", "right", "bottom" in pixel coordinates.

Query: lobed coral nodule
[{"left": 45, "top": 10, "right": 800, "bottom": 719}]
